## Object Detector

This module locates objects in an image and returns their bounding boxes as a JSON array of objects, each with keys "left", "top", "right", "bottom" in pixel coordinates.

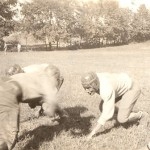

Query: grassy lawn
[{"left": 0, "top": 42, "right": 150, "bottom": 150}]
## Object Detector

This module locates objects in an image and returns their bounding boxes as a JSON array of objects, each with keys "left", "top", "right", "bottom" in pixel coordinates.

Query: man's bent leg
[
  {"left": 4, "top": 108, "right": 19, "bottom": 150},
  {"left": 0, "top": 141, "right": 8, "bottom": 150},
  {"left": 117, "top": 81, "right": 141, "bottom": 123}
]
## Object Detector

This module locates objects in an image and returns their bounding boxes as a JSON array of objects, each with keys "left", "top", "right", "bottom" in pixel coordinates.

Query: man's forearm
[{"left": 88, "top": 123, "right": 103, "bottom": 139}]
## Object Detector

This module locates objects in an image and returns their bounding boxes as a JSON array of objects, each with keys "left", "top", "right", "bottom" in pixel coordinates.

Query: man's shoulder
[
  {"left": 97, "top": 72, "right": 130, "bottom": 79},
  {"left": 23, "top": 64, "right": 49, "bottom": 71},
  {"left": 96, "top": 72, "right": 113, "bottom": 82}
]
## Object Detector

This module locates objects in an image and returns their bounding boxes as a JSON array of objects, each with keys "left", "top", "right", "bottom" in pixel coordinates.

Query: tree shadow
[{"left": 18, "top": 106, "right": 95, "bottom": 150}]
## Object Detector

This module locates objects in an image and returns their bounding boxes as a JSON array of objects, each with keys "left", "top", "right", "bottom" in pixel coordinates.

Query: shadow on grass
[
  {"left": 19, "top": 106, "right": 95, "bottom": 150},
  {"left": 96, "top": 120, "right": 139, "bottom": 136}
]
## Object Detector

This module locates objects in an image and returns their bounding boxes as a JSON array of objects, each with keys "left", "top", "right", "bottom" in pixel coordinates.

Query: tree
[
  {"left": 20, "top": 0, "right": 74, "bottom": 50},
  {"left": 15, "top": 0, "right": 150, "bottom": 50},
  {"left": 131, "top": 4, "right": 150, "bottom": 42},
  {"left": 0, "top": 0, "right": 17, "bottom": 39}
]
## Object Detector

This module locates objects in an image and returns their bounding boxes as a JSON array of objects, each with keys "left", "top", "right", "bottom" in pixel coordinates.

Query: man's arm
[
  {"left": 5, "top": 108, "right": 20, "bottom": 150},
  {"left": 41, "top": 74, "right": 67, "bottom": 120},
  {"left": 87, "top": 123, "right": 103, "bottom": 140},
  {"left": 87, "top": 90, "right": 115, "bottom": 140},
  {"left": 55, "top": 104, "right": 69, "bottom": 118}
]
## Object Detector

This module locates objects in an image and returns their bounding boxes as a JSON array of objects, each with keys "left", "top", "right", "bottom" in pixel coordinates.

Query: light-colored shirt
[
  {"left": 9, "top": 70, "right": 58, "bottom": 106},
  {"left": 96, "top": 73, "right": 132, "bottom": 125},
  {"left": 0, "top": 80, "right": 21, "bottom": 134},
  {"left": 22, "top": 64, "right": 49, "bottom": 73}
]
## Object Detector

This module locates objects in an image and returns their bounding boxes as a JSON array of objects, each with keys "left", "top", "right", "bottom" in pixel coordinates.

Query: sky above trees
[
  {"left": 119, "top": 0, "right": 150, "bottom": 12},
  {"left": 18, "top": 0, "right": 150, "bottom": 11}
]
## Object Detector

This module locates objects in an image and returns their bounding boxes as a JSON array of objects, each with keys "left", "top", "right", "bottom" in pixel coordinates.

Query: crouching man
[
  {"left": 81, "top": 72, "right": 148, "bottom": 140},
  {"left": 0, "top": 65, "right": 66, "bottom": 150},
  {"left": 5, "top": 63, "right": 64, "bottom": 118}
]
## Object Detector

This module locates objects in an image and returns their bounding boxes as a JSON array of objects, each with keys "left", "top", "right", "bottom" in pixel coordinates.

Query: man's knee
[
  {"left": 99, "top": 101, "right": 103, "bottom": 112},
  {"left": 0, "top": 141, "right": 8, "bottom": 150},
  {"left": 58, "top": 76, "right": 64, "bottom": 90},
  {"left": 117, "top": 115, "right": 128, "bottom": 123},
  {"left": 6, "top": 133, "right": 18, "bottom": 150}
]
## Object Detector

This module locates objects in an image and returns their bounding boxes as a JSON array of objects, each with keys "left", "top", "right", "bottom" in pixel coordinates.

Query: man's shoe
[{"left": 139, "top": 111, "right": 149, "bottom": 128}]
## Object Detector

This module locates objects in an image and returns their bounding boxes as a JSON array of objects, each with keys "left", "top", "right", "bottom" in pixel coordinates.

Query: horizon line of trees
[{"left": 1, "top": 0, "right": 150, "bottom": 50}]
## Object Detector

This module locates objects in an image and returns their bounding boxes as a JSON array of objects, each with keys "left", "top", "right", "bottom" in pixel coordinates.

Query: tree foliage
[
  {"left": 0, "top": 0, "right": 17, "bottom": 39},
  {"left": 11, "top": 0, "right": 150, "bottom": 49}
]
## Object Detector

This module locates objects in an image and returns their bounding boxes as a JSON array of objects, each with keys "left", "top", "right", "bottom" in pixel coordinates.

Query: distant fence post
[
  {"left": 44, "top": 41, "right": 47, "bottom": 51},
  {"left": 49, "top": 42, "right": 52, "bottom": 51}
]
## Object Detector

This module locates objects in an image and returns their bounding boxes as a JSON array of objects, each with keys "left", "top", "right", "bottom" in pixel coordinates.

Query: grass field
[{"left": 0, "top": 42, "right": 150, "bottom": 150}]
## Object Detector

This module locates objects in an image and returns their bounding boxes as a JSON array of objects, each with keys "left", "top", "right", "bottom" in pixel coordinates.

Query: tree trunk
[
  {"left": 49, "top": 42, "right": 52, "bottom": 51},
  {"left": 45, "top": 36, "right": 47, "bottom": 51},
  {"left": 70, "top": 35, "right": 72, "bottom": 46},
  {"left": 25, "top": 37, "right": 27, "bottom": 51},
  {"left": 45, "top": 41, "right": 47, "bottom": 51},
  {"left": 56, "top": 40, "right": 59, "bottom": 49}
]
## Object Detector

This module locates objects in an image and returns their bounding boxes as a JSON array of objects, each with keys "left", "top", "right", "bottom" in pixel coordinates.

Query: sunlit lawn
[{"left": 0, "top": 42, "right": 150, "bottom": 150}]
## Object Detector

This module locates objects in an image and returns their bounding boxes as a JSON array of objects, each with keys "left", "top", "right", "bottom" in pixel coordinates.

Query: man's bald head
[
  {"left": 44, "top": 65, "right": 64, "bottom": 90},
  {"left": 6, "top": 64, "right": 24, "bottom": 76}
]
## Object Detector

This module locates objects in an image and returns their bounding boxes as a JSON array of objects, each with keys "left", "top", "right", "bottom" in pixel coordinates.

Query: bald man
[
  {"left": 5, "top": 63, "right": 64, "bottom": 117},
  {"left": 6, "top": 63, "right": 50, "bottom": 76},
  {"left": 0, "top": 65, "right": 66, "bottom": 150}
]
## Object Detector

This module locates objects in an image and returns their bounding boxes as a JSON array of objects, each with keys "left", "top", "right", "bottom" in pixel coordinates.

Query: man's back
[
  {"left": 22, "top": 64, "right": 49, "bottom": 73},
  {"left": 0, "top": 81, "right": 19, "bottom": 108},
  {"left": 97, "top": 73, "right": 132, "bottom": 98},
  {"left": 9, "top": 71, "right": 58, "bottom": 103}
]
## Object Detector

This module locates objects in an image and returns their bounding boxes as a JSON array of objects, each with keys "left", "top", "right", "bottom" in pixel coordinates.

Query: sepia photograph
[{"left": 0, "top": 0, "right": 150, "bottom": 150}]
